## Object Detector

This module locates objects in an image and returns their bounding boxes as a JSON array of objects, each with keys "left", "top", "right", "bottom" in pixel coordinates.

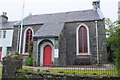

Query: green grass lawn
[
  {"left": 44, "top": 69, "right": 117, "bottom": 75},
  {"left": 0, "top": 66, "right": 2, "bottom": 79},
  {"left": 21, "top": 67, "right": 118, "bottom": 76}
]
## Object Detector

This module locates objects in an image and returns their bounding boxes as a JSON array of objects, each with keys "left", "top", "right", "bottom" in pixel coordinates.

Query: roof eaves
[
  {"left": 14, "top": 13, "right": 32, "bottom": 26},
  {"left": 96, "top": 8, "right": 104, "bottom": 20}
]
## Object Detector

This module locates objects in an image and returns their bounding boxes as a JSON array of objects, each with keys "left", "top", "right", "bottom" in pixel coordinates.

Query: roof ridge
[{"left": 32, "top": 9, "right": 94, "bottom": 16}]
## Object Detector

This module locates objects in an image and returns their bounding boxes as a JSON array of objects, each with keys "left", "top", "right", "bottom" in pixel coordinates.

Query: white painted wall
[
  {"left": 0, "top": 30, "right": 13, "bottom": 59},
  {"left": 0, "top": 30, "right": 13, "bottom": 46}
]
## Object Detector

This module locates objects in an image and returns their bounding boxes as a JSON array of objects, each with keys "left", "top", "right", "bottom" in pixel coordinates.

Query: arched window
[
  {"left": 78, "top": 26, "right": 88, "bottom": 53},
  {"left": 77, "top": 24, "right": 90, "bottom": 55},
  {"left": 25, "top": 29, "right": 33, "bottom": 53}
]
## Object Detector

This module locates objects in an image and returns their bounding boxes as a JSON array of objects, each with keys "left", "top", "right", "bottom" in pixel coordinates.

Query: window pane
[
  {"left": 83, "top": 27, "right": 88, "bottom": 52},
  {"left": 0, "top": 31, "right": 1, "bottom": 38},
  {"left": 25, "top": 29, "right": 33, "bottom": 53},
  {"left": 78, "top": 26, "right": 88, "bottom": 53},
  {"left": 3, "top": 31, "right": 6, "bottom": 38},
  {"left": 79, "top": 27, "right": 82, "bottom": 53}
]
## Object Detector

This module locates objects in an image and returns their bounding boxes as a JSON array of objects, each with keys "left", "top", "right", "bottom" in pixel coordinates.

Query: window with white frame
[
  {"left": 24, "top": 29, "right": 33, "bottom": 53},
  {"left": 78, "top": 26, "right": 88, "bottom": 54},
  {"left": 77, "top": 24, "right": 90, "bottom": 55},
  {"left": 0, "top": 31, "right": 1, "bottom": 38},
  {"left": 3, "top": 31, "right": 6, "bottom": 38}
]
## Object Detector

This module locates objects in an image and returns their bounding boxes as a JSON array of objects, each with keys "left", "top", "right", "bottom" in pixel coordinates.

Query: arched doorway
[
  {"left": 43, "top": 45, "right": 52, "bottom": 66},
  {"left": 38, "top": 40, "right": 54, "bottom": 66}
]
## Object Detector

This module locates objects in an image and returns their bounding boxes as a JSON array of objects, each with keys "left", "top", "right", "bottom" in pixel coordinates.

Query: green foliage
[
  {"left": 6, "top": 51, "right": 21, "bottom": 59},
  {"left": 25, "top": 57, "right": 32, "bottom": 66},
  {"left": 24, "top": 41, "right": 34, "bottom": 66},
  {"left": 28, "top": 41, "right": 33, "bottom": 57},
  {"left": 17, "top": 68, "right": 33, "bottom": 73},
  {"left": 106, "top": 20, "right": 120, "bottom": 75}
]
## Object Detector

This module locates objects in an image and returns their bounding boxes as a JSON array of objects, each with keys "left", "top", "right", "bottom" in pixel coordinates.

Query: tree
[{"left": 106, "top": 20, "right": 120, "bottom": 74}]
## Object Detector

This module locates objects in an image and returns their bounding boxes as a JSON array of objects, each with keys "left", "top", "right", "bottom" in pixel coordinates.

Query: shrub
[
  {"left": 6, "top": 51, "right": 21, "bottom": 59},
  {"left": 25, "top": 57, "right": 32, "bottom": 66}
]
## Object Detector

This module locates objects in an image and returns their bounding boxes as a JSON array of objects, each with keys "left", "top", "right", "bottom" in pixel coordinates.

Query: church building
[{"left": 2, "top": 1, "right": 108, "bottom": 66}]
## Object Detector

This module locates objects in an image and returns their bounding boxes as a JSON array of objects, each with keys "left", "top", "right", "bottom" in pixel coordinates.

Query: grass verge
[
  {"left": 21, "top": 67, "right": 117, "bottom": 76},
  {"left": 0, "top": 66, "right": 2, "bottom": 79},
  {"left": 44, "top": 69, "right": 117, "bottom": 75}
]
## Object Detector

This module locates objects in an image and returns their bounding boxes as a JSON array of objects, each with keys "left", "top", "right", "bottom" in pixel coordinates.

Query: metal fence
[{"left": 23, "top": 64, "right": 118, "bottom": 77}]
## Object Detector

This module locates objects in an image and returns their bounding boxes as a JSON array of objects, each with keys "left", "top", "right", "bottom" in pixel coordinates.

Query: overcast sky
[{"left": 0, "top": 0, "right": 119, "bottom": 22}]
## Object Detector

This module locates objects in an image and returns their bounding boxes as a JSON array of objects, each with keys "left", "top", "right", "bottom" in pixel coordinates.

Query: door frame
[{"left": 40, "top": 42, "right": 54, "bottom": 66}]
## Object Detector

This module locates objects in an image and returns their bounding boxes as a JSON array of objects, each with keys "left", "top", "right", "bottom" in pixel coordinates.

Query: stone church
[{"left": 1, "top": 1, "right": 108, "bottom": 66}]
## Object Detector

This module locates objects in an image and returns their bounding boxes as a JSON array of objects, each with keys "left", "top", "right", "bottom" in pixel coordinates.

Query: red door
[{"left": 43, "top": 45, "right": 52, "bottom": 66}]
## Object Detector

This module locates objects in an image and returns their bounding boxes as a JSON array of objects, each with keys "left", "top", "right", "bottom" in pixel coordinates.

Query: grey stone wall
[
  {"left": 59, "top": 30, "right": 67, "bottom": 66},
  {"left": 59, "top": 20, "right": 107, "bottom": 65},
  {"left": 63, "top": 22, "right": 78, "bottom": 65},
  {"left": 12, "top": 26, "right": 19, "bottom": 51},
  {"left": 97, "top": 20, "right": 108, "bottom": 64},
  {"left": 32, "top": 40, "right": 37, "bottom": 65},
  {"left": 15, "top": 72, "right": 120, "bottom": 80}
]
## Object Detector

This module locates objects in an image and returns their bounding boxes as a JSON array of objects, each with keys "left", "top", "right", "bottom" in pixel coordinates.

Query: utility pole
[
  {"left": 95, "top": 21, "right": 99, "bottom": 64},
  {"left": 19, "top": 0, "right": 25, "bottom": 54}
]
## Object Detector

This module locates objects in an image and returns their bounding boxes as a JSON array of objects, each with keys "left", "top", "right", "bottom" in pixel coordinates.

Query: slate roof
[
  {"left": 15, "top": 9, "right": 104, "bottom": 26},
  {"left": 1, "top": 21, "right": 16, "bottom": 29},
  {"left": 34, "top": 22, "right": 64, "bottom": 37},
  {"left": 14, "top": 9, "right": 104, "bottom": 38}
]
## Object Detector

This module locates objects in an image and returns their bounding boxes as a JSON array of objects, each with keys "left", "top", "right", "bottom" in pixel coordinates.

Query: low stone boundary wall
[{"left": 5, "top": 72, "right": 119, "bottom": 80}]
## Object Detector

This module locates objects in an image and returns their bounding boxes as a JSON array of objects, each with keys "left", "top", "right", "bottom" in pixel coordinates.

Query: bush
[
  {"left": 25, "top": 57, "right": 32, "bottom": 66},
  {"left": 106, "top": 21, "right": 120, "bottom": 75},
  {"left": 6, "top": 51, "right": 21, "bottom": 59}
]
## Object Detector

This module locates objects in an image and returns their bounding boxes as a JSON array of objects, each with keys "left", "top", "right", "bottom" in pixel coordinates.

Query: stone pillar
[
  {"left": 54, "top": 39, "right": 59, "bottom": 66},
  {"left": 32, "top": 40, "right": 37, "bottom": 66},
  {"left": 2, "top": 57, "right": 23, "bottom": 79}
]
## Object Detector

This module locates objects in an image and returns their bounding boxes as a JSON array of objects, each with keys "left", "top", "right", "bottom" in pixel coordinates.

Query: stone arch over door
[{"left": 38, "top": 40, "right": 54, "bottom": 66}]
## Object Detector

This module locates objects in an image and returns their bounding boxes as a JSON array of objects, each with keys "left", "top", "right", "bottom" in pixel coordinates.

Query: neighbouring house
[
  {"left": 2, "top": 1, "right": 107, "bottom": 66},
  {"left": 0, "top": 12, "right": 16, "bottom": 60}
]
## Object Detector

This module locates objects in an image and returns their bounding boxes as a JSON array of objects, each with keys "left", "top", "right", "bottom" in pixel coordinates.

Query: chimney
[
  {"left": 0, "top": 12, "right": 8, "bottom": 29},
  {"left": 92, "top": 0, "right": 100, "bottom": 10},
  {"left": 0, "top": 12, "right": 8, "bottom": 23}
]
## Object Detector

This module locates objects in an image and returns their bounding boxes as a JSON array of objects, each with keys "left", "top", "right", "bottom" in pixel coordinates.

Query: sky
[{"left": 0, "top": 0, "right": 119, "bottom": 22}]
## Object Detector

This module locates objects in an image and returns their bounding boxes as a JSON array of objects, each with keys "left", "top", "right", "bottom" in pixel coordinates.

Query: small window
[
  {"left": 7, "top": 47, "right": 12, "bottom": 53},
  {"left": 3, "top": 31, "right": 6, "bottom": 38},
  {"left": 0, "top": 31, "right": 1, "bottom": 38}
]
